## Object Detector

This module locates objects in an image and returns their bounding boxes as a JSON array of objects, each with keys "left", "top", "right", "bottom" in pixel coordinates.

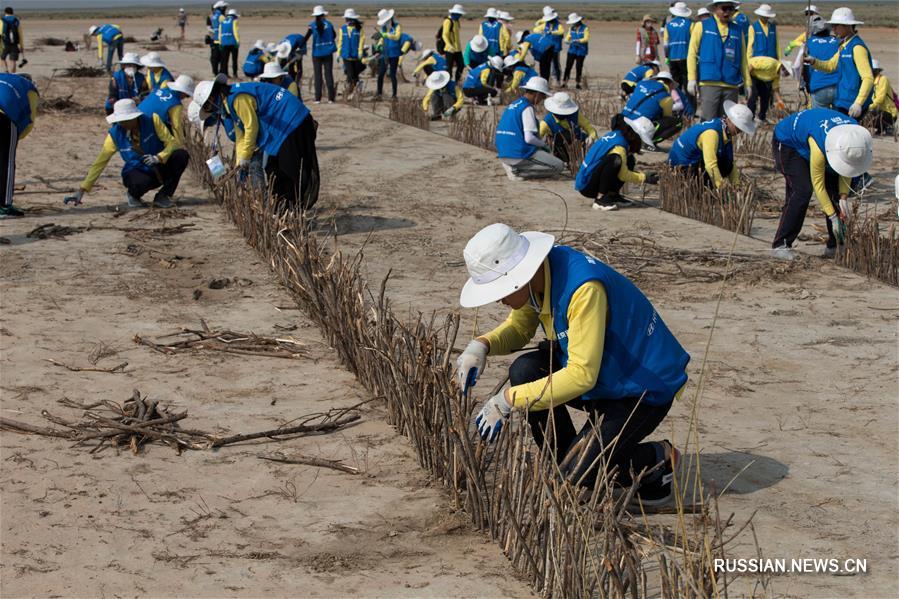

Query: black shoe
[
  {"left": 631, "top": 440, "right": 680, "bottom": 507},
  {"left": 592, "top": 193, "right": 622, "bottom": 211},
  {"left": 575, "top": 83, "right": 582, "bottom": 90},
  {"left": 0, "top": 204, "right": 25, "bottom": 218}
]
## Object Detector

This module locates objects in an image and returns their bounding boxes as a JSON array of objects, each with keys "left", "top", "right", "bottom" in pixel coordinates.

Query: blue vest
[
  {"left": 668, "top": 118, "right": 732, "bottom": 167},
  {"left": 340, "top": 24, "right": 363, "bottom": 59},
  {"left": 513, "top": 65, "right": 537, "bottom": 87},
  {"left": 432, "top": 54, "right": 448, "bottom": 72},
  {"left": 542, "top": 21, "right": 563, "bottom": 51},
  {"left": 1, "top": 15, "right": 20, "bottom": 45},
  {"left": 466, "top": 45, "right": 488, "bottom": 68},
  {"left": 0, "top": 73, "right": 37, "bottom": 135},
  {"left": 665, "top": 17, "right": 690, "bottom": 60},
  {"left": 98, "top": 24, "right": 122, "bottom": 44},
  {"left": 698, "top": 17, "right": 744, "bottom": 85},
  {"left": 567, "top": 24, "right": 588, "bottom": 57},
  {"left": 382, "top": 24, "right": 402, "bottom": 58},
  {"left": 495, "top": 97, "right": 537, "bottom": 160},
  {"left": 109, "top": 114, "right": 164, "bottom": 177},
  {"left": 835, "top": 35, "right": 873, "bottom": 110},
  {"left": 543, "top": 112, "right": 588, "bottom": 141},
  {"left": 732, "top": 11, "right": 750, "bottom": 42},
  {"left": 210, "top": 11, "right": 222, "bottom": 42},
  {"left": 309, "top": 19, "right": 337, "bottom": 57},
  {"left": 547, "top": 245, "right": 690, "bottom": 406},
  {"left": 147, "top": 68, "right": 173, "bottom": 92},
  {"left": 524, "top": 33, "right": 554, "bottom": 60},
  {"left": 282, "top": 33, "right": 308, "bottom": 56},
  {"left": 481, "top": 19, "right": 502, "bottom": 56},
  {"left": 138, "top": 88, "right": 181, "bottom": 126},
  {"left": 219, "top": 16, "right": 238, "bottom": 47},
  {"left": 226, "top": 82, "right": 310, "bottom": 155},
  {"left": 275, "top": 74, "right": 296, "bottom": 92},
  {"left": 751, "top": 20, "right": 777, "bottom": 58},
  {"left": 243, "top": 48, "right": 267, "bottom": 76},
  {"left": 112, "top": 69, "right": 146, "bottom": 101},
  {"left": 773, "top": 108, "right": 858, "bottom": 163},
  {"left": 575, "top": 130, "right": 628, "bottom": 191},
  {"left": 463, "top": 63, "right": 494, "bottom": 89},
  {"left": 399, "top": 32, "right": 415, "bottom": 54},
  {"left": 622, "top": 79, "right": 669, "bottom": 121},
  {"left": 807, "top": 36, "right": 841, "bottom": 92},
  {"left": 624, "top": 64, "right": 653, "bottom": 84}
]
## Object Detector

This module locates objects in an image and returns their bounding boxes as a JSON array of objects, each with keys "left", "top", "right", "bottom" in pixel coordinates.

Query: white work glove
[
  {"left": 838, "top": 197, "right": 850, "bottom": 220},
  {"left": 442, "top": 107, "right": 456, "bottom": 118},
  {"left": 64, "top": 189, "right": 85, "bottom": 206},
  {"left": 455, "top": 339, "right": 488, "bottom": 396},
  {"left": 743, "top": 84, "right": 752, "bottom": 97},
  {"left": 848, "top": 103, "right": 862, "bottom": 118},
  {"left": 141, "top": 154, "right": 160, "bottom": 166},
  {"left": 475, "top": 392, "right": 512, "bottom": 443},
  {"left": 829, "top": 212, "right": 847, "bottom": 244},
  {"left": 687, "top": 80, "right": 698, "bottom": 97}
]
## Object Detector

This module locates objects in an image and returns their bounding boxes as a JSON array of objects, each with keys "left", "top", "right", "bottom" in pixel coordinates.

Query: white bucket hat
[
  {"left": 624, "top": 116, "right": 656, "bottom": 147},
  {"left": 460, "top": 224, "right": 555, "bottom": 308},
  {"left": 488, "top": 55, "right": 504, "bottom": 70},
  {"left": 226, "top": 8, "right": 239, "bottom": 16},
  {"left": 344, "top": 8, "right": 359, "bottom": 19},
  {"left": 544, "top": 91, "right": 578, "bottom": 115},
  {"left": 275, "top": 40, "right": 292, "bottom": 59},
  {"left": 653, "top": 70, "right": 675, "bottom": 82},
  {"left": 566, "top": 13, "right": 583, "bottom": 25},
  {"left": 421, "top": 48, "right": 435, "bottom": 60},
  {"left": 167, "top": 74, "right": 195, "bottom": 95},
  {"left": 449, "top": 4, "right": 466, "bottom": 15},
  {"left": 825, "top": 124, "right": 873, "bottom": 178},
  {"left": 106, "top": 99, "right": 143, "bottom": 124},
  {"left": 669, "top": 2, "right": 692, "bottom": 17},
  {"left": 542, "top": 5, "right": 555, "bottom": 17},
  {"left": 140, "top": 52, "right": 166, "bottom": 68},
  {"left": 119, "top": 52, "right": 143, "bottom": 66},
  {"left": 377, "top": 8, "right": 395, "bottom": 26},
  {"left": 754, "top": 4, "right": 776, "bottom": 18},
  {"left": 543, "top": 9, "right": 559, "bottom": 21},
  {"left": 259, "top": 61, "right": 288, "bottom": 79},
  {"left": 193, "top": 79, "right": 216, "bottom": 110},
  {"left": 697, "top": 7, "right": 710, "bottom": 16},
  {"left": 89, "top": 25, "right": 98, "bottom": 35},
  {"left": 708, "top": 0, "right": 741, "bottom": 6},
  {"left": 213, "top": 0, "right": 227, "bottom": 8},
  {"left": 253, "top": 39, "right": 266, "bottom": 51},
  {"left": 828, "top": 7, "right": 862, "bottom": 25},
  {"left": 312, "top": 5, "right": 328, "bottom": 16},
  {"left": 426, "top": 70, "right": 452, "bottom": 90},
  {"left": 485, "top": 7, "right": 499, "bottom": 18},
  {"left": 499, "top": 11, "right": 513, "bottom": 21},
  {"left": 503, "top": 54, "right": 519, "bottom": 68},
  {"left": 805, "top": 4, "right": 819, "bottom": 14},
  {"left": 723, "top": 100, "right": 757, "bottom": 135},
  {"left": 266, "top": 42, "right": 278, "bottom": 54},
  {"left": 470, "top": 34, "right": 488, "bottom": 53},
  {"left": 521, "top": 76, "right": 551, "bottom": 96}
]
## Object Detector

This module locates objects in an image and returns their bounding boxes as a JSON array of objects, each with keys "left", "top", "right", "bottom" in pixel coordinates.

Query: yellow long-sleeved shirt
[
  {"left": 513, "top": 40, "right": 531, "bottom": 63},
  {"left": 164, "top": 103, "right": 184, "bottom": 146},
  {"left": 872, "top": 74, "right": 898, "bottom": 118},
  {"left": 336, "top": 24, "right": 365, "bottom": 60},
  {"left": 609, "top": 145, "right": 646, "bottom": 184},
  {"left": 442, "top": 17, "right": 461, "bottom": 53},
  {"left": 809, "top": 137, "right": 849, "bottom": 217},
  {"left": 746, "top": 20, "right": 778, "bottom": 60},
  {"left": 504, "top": 69, "right": 530, "bottom": 94},
  {"left": 783, "top": 32, "right": 806, "bottom": 56},
  {"left": 687, "top": 16, "right": 751, "bottom": 88},
  {"left": 421, "top": 85, "right": 464, "bottom": 112},
  {"left": 95, "top": 27, "right": 123, "bottom": 62},
  {"left": 565, "top": 24, "right": 589, "bottom": 48},
  {"left": 535, "top": 19, "right": 564, "bottom": 41},
  {"left": 480, "top": 21, "right": 512, "bottom": 55},
  {"left": 696, "top": 128, "right": 739, "bottom": 188},
  {"left": 479, "top": 261, "right": 609, "bottom": 410},
  {"left": 413, "top": 55, "right": 436, "bottom": 76},
  {"left": 147, "top": 68, "right": 171, "bottom": 91},
  {"left": 749, "top": 56, "right": 782, "bottom": 91},
  {"left": 538, "top": 112, "right": 598, "bottom": 140},
  {"left": 224, "top": 93, "right": 262, "bottom": 163},
  {"left": 0, "top": 89, "right": 38, "bottom": 140},
  {"left": 80, "top": 113, "right": 176, "bottom": 192},
  {"left": 811, "top": 35, "right": 874, "bottom": 108}
]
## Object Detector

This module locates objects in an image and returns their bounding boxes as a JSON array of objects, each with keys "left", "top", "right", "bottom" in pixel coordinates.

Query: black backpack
[{"left": 2, "top": 17, "right": 20, "bottom": 46}]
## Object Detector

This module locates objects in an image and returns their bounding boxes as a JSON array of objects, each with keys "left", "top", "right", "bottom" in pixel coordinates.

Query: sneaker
[
  {"left": 631, "top": 440, "right": 680, "bottom": 508},
  {"left": 502, "top": 163, "right": 524, "bottom": 181},
  {"left": 592, "top": 193, "right": 622, "bottom": 211},
  {"left": 823, "top": 246, "right": 836, "bottom": 259},
  {"left": 126, "top": 193, "right": 146, "bottom": 209},
  {"left": 0, "top": 204, "right": 25, "bottom": 218},
  {"left": 153, "top": 193, "right": 174, "bottom": 209},
  {"left": 771, "top": 244, "right": 796, "bottom": 261},
  {"left": 314, "top": 100, "right": 321, "bottom": 105}
]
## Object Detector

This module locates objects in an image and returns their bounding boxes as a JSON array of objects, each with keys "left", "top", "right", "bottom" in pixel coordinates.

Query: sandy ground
[{"left": 2, "top": 14, "right": 898, "bottom": 599}]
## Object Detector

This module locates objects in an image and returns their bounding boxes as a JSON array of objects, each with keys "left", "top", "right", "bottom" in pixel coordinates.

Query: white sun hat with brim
[
  {"left": 426, "top": 70, "right": 452, "bottom": 90},
  {"left": 449, "top": 4, "right": 466, "bottom": 15},
  {"left": 312, "top": 5, "right": 328, "bottom": 16},
  {"left": 253, "top": 39, "right": 266, "bottom": 51},
  {"left": 140, "top": 52, "right": 166, "bottom": 68},
  {"left": 779, "top": 60, "right": 794, "bottom": 78},
  {"left": 521, "top": 76, "right": 551, "bottom": 95},
  {"left": 754, "top": 4, "right": 776, "bottom": 18},
  {"left": 542, "top": 6, "right": 555, "bottom": 16},
  {"left": 213, "top": 0, "right": 227, "bottom": 9},
  {"left": 697, "top": 7, "right": 710, "bottom": 16},
  {"left": 119, "top": 52, "right": 143, "bottom": 66},
  {"left": 470, "top": 35, "right": 488, "bottom": 53},
  {"left": 106, "top": 99, "right": 143, "bottom": 124},
  {"left": 708, "top": 0, "right": 741, "bottom": 6},
  {"left": 499, "top": 11, "right": 514, "bottom": 21},
  {"left": 89, "top": 25, "right": 99, "bottom": 35},
  {"left": 167, "top": 74, "right": 196, "bottom": 96},
  {"left": 825, "top": 124, "right": 873, "bottom": 178},
  {"left": 420, "top": 48, "right": 435, "bottom": 60},
  {"left": 485, "top": 7, "right": 499, "bottom": 18},
  {"left": 545, "top": 91, "right": 578, "bottom": 115},
  {"left": 567, "top": 13, "right": 583, "bottom": 24},
  {"left": 515, "top": 30, "right": 525, "bottom": 44},
  {"left": 723, "top": 100, "right": 756, "bottom": 135},
  {"left": 275, "top": 41, "right": 292, "bottom": 59},
  {"left": 624, "top": 116, "right": 656, "bottom": 148},
  {"left": 266, "top": 42, "right": 278, "bottom": 54},
  {"left": 503, "top": 54, "right": 519, "bottom": 68},
  {"left": 343, "top": 8, "right": 359, "bottom": 19},
  {"left": 669, "top": 2, "right": 692, "bottom": 17},
  {"left": 193, "top": 79, "right": 217, "bottom": 114},
  {"left": 377, "top": 8, "right": 395, "bottom": 26},
  {"left": 226, "top": 8, "right": 239, "bottom": 17},
  {"left": 653, "top": 70, "right": 675, "bottom": 82},
  {"left": 827, "top": 7, "right": 862, "bottom": 25},
  {"left": 488, "top": 55, "right": 504, "bottom": 70},
  {"left": 805, "top": 4, "right": 819, "bottom": 14},
  {"left": 259, "top": 61, "right": 289, "bottom": 79},
  {"left": 543, "top": 10, "right": 559, "bottom": 21},
  {"left": 460, "top": 224, "right": 556, "bottom": 308}
]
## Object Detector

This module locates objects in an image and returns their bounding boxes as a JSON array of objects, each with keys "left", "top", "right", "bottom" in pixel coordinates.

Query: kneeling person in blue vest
[
  {"left": 575, "top": 115, "right": 659, "bottom": 211},
  {"left": 193, "top": 76, "right": 320, "bottom": 211},
  {"left": 243, "top": 40, "right": 270, "bottom": 78},
  {"left": 620, "top": 60, "right": 660, "bottom": 98},
  {"left": 668, "top": 100, "right": 755, "bottom": 189},
  {"left": 456, "top": 224, "right": 689, "bottom": 506},
  {"left": 105, "top": 53, "right": 149, "bottom": 115},
  {"left": 538, "top": 91, "right": 597, "bottom": 165},
  {"left": 422, "top": 71, "right": 463, "bottom": 120},
  {"left": 138, "top": 74, "right": 195, "bottom": 147},
  {"left": 258, "top": 61, "right": 299, "bottom": 97},
  {"left": 771, "top": 108, "right": 873, "bottom": 260},
  {"left": 621, "top": 70, "right": 685, "bottom": 146},
  {"left": 462, "top": 55, "right": 504, "bottom": 105},
  {"left": 495, "top": 77, "right": 565, "bottom": 181},
  {"left": 67, "top": 99, "right": 188, "bottom": 209}
]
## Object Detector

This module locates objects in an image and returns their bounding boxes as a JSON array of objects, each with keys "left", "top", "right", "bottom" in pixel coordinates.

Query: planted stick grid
[
  {"left": 387, "top": 94, "right": 431, "bottom": 131},
  {"left": 659, "top": 166, "right": 758, "bottom": 236},
  {"left": 448, "top": 106, "right": 496, "bottom": 151},
  {"left": 836, "top": 206, "right": 899, "bottom": 287}
]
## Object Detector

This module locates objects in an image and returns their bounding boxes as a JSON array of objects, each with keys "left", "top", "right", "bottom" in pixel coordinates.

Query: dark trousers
[
  {"left": 1, "top": 114, "right": 17, "bottom": 207},
  {"left": 654, "top": 116, "right": 683, "bottom": 143},
  {"left": 748, "top": 76, "right": 772, "bottom": 120},
  {"left": 265, "top": 116, "right": 319, "bottom": 211},
  {"left": 445, "top": 51, "right": 464, "bottom": 81},
  {"left": 122, "top": 149, "right": 189, "bottom": 201},
  {"left": 772, "top": 138, "right": 840, "bottom": 250},
  {"left": 463, "top": 85, "right": 497, "bottom": 104},
  {"left": 343, "top": 59, "right": 364, "bottom": 85},
  {"left": 312, "top": 54, "right": 335, "bottom": 101},
  {"left": 563, "top": 53, "right": 585, "bottom": 84},
  {"left": 105, "top": 39, "right": 124, "bottom": 73},
  {"left": 548, "top": 130, "right": 575, "bottom": 164},
  {"left": 669, "top": 59, "right": 692, "bottom": 105},
  {"left": 678, "top": 155, "right": 734, "bottom": 189},
  {"left": 218, "top": 45, "right": 238, "bottom": 77},
  {"left": 377, "top": 56, "right": 399, "bottom": 97},
  {"left": 509, "top": 343, "right": 671, "bottom": 489},
  {"left": 578, "top": 153, "right": 634, "bottom": 200},
  {"left": 551, "top": 49, "right": 562, "bottom": 82},
  {"left": 538, "top": 49, "right": 555, "bottom": 81},
  {"left": 209, "top": 44, "right": 220, "bottom": 75}
]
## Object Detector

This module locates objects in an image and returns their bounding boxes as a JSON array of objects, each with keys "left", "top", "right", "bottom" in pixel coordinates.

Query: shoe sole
[{"left": 592, "top": 204, "right": 619, "bottom": 211}]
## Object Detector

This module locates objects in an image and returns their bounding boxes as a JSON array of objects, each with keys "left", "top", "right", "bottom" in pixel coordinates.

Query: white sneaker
[
  {"left": 502, "top": 163, "right": 524, "bottom": 181},
  {"left": 771, "top": 245, "right": 796, "bottom": 261}
]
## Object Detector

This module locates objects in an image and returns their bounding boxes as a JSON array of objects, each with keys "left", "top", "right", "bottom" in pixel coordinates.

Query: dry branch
[
  {"left": 658, "top": 166, "right": 758, "bottom": 236},
  {"left": 387, "top": 94, "right": 430, "bottom": 131},
  {"left": 258, "top": 452, "right": 361, "bottom": 474},
  {"left": 134, "top": 322, "right": 308, "bottom": 359}
]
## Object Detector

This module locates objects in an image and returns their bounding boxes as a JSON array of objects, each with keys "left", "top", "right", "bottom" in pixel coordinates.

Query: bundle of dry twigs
[
  {"left": 134, "top": 320, "right": 308, "bottom": 359},
  {"left": 448, "top": 106, "right": 496, "bottom": 151},
  {"left": 836, "top": 206, "right": 899, "bottom": 286},
  {"left": 658, "top": 166, "right": 758, "bottom": 236},
  {"left": 387, "top": 94, "right": 430, "bottom": 131},
  {"left": 56, "top": 60, "right": 105, "bottom": 78}
]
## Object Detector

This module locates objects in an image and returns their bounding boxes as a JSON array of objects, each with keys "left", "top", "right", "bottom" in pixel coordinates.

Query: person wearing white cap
[
  {"left": 258, "top": 61, "right": 298, "bottom": 96},
  {"left": 463, "top": 34, "right": 489, "bottom": 70},
  {"left": 69, "top": 99, "right": 188, "bottom": 209},
  {"left": 217, "top": 8, "right": 240, "bottom": 78},
  {"left": 478, "top": 7, "right": 507, "bottom": 57},
  {"left": 90, "top": 23, "right": 125, "bottom": 74},
  {"left": 497, "top": 11, "right": 515, "bottom": 55},
  {"left": 412, "top": 48, "right": 448, "bottom": 79},
  {"left": 501, "top": 53, "right": 538, "bottom": 95},
  {"left": 517, "top": 29, "right": 557, "bottom": 82},
  {"left": 805, "top": 7, "right": 874, "bottom": 119},
  {"left": 803, "top": 17, "right": 840, "bottom": 109},
  {"left": 771, "top": 108, "right": 873, "bottom": 259},
  {"left": 422, "top": 70, "right": 463, "bottom": 120},
  {"left": 495, "top": 77, "right": 564, "bottom": 180},
  {"left": 696, "top": 7, "right": 710, "bottom": 20},
  {"left": 686, "top": 0, "right": 751, "bottom": 120},
  {"left": 0, "top": 73, "right": 38, "bottom": 218},
  {"left": 783, "top": 5, "right": 820, "bottom": 57},
  {"left": 869, "top": 60, "right": 897, "bottom": 135},
  {"left": 562, "top": 13, "right": 588, "bottom": 89},
  {"left": 535, "top": 7, "right": 564, "bottom": 85},
  {"left": 138, "top": 74, "right": 195, "bottom": 145},
  {"left": 206, "top": 2, "right": 227, "bottom": 75},
  {"left": 141, "top": 52, "right": 174, "bottom": 92},
  {"left": 462, "top": 55, "right": 504, "bottom": 105},
  {"left": 620, "top": 60, "right": 660, "bottom": 98},
  {"left": 538, "top": 91, "right": 597, "bottom": 164},
  {"left": 376, "top": 9, "right": 402, "bottom": 98},
  {"left": 301, "top": 5, "right": 338, "bottom": 103},
  {"left": 243, "top": 39, "right": 270, "bottom": 78},
  {"left": 621, "top": 71, "right": 685, "bottom": 145},
  {"left": 456, "top": 222, "right": 688, "bottom": 506},
  {"left": 668, "top": 99, "right": 755, "bottom": 188},
  {"left": 575, "top": 114, "right": 660, "bottom": 210},
  {"left": 177, "top": 7, "right": 188, "bottom": 41},
  {"left": 104, "top": 53, "right": 148, "bottom": 115},
  {"left": 663, "top": 3, "right": 692, "bottom": 95},
  {"left": 441, "top": 4, "right": 466, "bottom": 82},
  {"left": 337, "top": 9, "right": 365, "bottom": 96}
]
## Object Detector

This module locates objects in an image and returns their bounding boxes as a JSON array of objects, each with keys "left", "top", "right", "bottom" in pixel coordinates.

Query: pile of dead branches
[
  {"left": 387, "top": 94, "right": 430, "bottom": 131},
  {"left": 659, "top": 166, "right": 758, "bottom": 236},
  {"left": 39, "top": 94, "right": 95, "bottom": 115},
  {"left": 26, "top": 223, "right": 85, "bottom": 240},
  {"left": 134, "top": 320, "right": 308, "bottom": 359},
  {"left": 448, "top": 106, "right": 496, "bottom": 151},
  {"left": 56, "top": 60, "right": 106, "bottom": 78}
]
